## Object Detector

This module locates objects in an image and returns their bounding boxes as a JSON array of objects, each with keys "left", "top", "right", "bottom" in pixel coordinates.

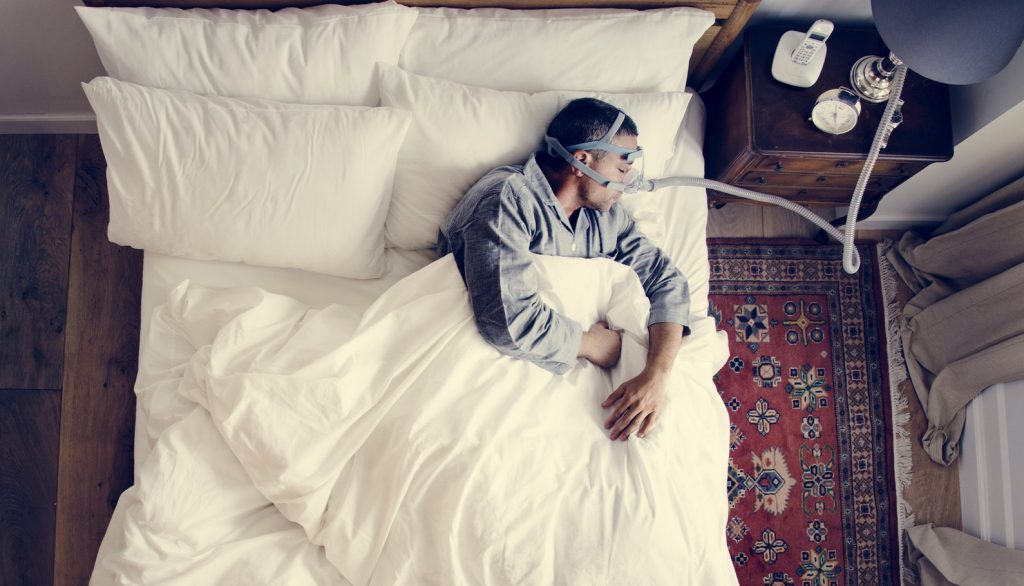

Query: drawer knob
[
  {"left": 773, "top": 162, "right": 784, "bottom": 172},
  {"left": 756, "top": 176, "right": 767, "bottom": 185},
  {"left": 835, "top": 161, "right": 849, "bottom": 168},
  {"left": 798, "top": 189, "right": 809, "bottom": 196},
  {"left": 898, "top": 166, "right": 907, "bottom": 175},
  {"left": 816, "top": 176, "right": 828, "bottom": 182}
]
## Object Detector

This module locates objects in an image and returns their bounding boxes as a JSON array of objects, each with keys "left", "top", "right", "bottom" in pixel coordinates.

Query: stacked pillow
[
  {"left": 84, "top": 77, "right": 411, "bottom": 278},
  {"left": 78, "top": 2, "right": 714, "bottom": 276},
  {"left": 78, "top": 1, "right": 418, "bottom": 278}
]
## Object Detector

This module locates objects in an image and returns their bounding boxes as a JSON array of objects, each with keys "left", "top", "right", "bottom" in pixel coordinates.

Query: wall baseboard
[{"left": 0, "top": 114, "right": 97, "bottom": 134}]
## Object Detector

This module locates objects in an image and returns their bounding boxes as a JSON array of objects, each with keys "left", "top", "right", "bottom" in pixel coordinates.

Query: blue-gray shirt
[{"left": 437, "top": 154, "right": 690, "bottom": 374}]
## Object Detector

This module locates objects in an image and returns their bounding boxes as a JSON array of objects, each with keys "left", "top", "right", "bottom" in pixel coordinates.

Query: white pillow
[
  {"left": 83, "top": 77, "right": 412, "bottom": 279},
  {"left": 379, "top": 65, "right": 692, "bottom": 250},
  {"left": 399, "top": 6, "right": 714, "bottom": 93},
  {"left": 76, "top": 1, "right": 417, "bottom": 105}
]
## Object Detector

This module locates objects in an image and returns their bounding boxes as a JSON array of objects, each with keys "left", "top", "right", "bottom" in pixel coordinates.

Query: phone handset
[
  {"left": 791, "top": 19, "right": 834, "bottom": 65},
  {"left": 771, "top": 19, "right": 835, "bottom": 87}
]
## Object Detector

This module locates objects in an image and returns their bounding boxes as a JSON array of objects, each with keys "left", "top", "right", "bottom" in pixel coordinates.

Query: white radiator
[{"left": 959, "top": 379, "right": 1024, "bottom": 549}]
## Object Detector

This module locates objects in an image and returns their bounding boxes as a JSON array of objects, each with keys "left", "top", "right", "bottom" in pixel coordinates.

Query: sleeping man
[{"left": 437, "top": 98, "right": 690, "bottom": 442}]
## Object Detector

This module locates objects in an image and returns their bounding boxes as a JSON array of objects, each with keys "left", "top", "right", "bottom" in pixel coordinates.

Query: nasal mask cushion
[{"left": 544, "top": 111, "right": 645, "bottom": 194}]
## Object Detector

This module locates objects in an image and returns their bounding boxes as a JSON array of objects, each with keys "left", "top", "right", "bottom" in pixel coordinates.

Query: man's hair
[{"left": 537, "top": 98, "right": 638, "bottom": 171}]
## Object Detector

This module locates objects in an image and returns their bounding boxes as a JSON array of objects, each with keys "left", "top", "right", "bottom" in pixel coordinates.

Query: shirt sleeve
[
  {"left": 612, "top": 210, "right": 692, "bottom": 334},
  {"left": 459, "top": 192, "right": 583, "bottom": 374}
]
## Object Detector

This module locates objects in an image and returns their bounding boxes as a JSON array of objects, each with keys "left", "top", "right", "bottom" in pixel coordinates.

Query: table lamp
[{"left": 851, "top": 0, "right": 1024, "bottom": 102}]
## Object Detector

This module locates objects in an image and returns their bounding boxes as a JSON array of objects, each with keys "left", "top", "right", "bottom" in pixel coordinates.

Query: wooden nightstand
[{"left": 703, "top": 25, "right": 953, "bottom": 218}]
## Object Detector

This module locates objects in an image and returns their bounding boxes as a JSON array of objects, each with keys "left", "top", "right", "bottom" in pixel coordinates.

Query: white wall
[{"left": 0, "top": 0, "right": 103, "bottom": 133}]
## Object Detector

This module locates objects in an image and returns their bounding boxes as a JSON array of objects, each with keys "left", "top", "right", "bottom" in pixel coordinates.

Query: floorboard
[
  {"left": 762, "top": 205, "right": 835, "bottom": 239},
  {"left": 0, "top": 135, "right": 77, "bottom": 390},
  {"left": 707, "top": 202, "right": 763, "bottom": 238},
  {"left": 54, "top": 135, "right": 142, "bottom": 586},
  {"left": 0, "top": 389, "right": 61, "bottom": 586}
]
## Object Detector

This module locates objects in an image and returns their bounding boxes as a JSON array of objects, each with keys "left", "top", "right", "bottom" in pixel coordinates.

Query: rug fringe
[{"left": 877, "top": 241, "right": 917, "bottom": 585}]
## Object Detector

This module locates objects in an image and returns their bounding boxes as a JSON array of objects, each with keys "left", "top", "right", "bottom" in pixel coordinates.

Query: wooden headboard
[{"left": 80, "top": 0, "right": 760, "bottom": 89}]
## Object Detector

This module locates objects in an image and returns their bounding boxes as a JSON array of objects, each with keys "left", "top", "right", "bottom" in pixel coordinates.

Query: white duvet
[{"left": 93, "top": 254, "right": 736, "bottom": 585}]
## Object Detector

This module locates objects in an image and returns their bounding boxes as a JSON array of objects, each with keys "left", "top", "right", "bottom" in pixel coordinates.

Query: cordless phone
[{"left": 771, "top": 19, "right": 835, "bottom": 88}]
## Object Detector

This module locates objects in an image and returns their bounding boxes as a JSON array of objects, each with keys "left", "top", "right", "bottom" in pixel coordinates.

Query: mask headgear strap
[
  {"left": 543, "top": 111, "right": 644, "bottom": 193},
  {"left": 543, "top": 135, "right": 626, "bottom": 189}
]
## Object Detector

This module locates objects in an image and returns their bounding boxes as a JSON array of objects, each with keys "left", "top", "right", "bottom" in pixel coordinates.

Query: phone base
[{"left": 771, "top": 30, "right": 827, "bottom": 88}]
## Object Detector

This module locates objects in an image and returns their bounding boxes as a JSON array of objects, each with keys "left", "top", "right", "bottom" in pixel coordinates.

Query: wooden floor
[
  {"left": 2, "top": 135, "right": 141, "bottom": 586},
  {"left": 1, "top": 135, "right": 958, "bottom": 585}
]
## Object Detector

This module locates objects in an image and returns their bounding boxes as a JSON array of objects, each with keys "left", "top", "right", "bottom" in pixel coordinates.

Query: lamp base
[{"left": 850, "top": 53, "right": 903, "bottom": 103}]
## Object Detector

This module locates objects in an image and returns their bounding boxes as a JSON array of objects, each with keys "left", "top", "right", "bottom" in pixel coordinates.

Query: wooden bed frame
[
  {"left": 81, "top": 0, "right": 761, "bottom": 90},
  {"left": 57, "top": 1, "right": 758, "bottom": 584}
]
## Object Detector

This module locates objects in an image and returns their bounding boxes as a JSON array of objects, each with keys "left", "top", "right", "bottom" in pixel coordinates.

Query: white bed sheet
[{"left": 132, "top": 90, "right": 710, "bottom": 467}]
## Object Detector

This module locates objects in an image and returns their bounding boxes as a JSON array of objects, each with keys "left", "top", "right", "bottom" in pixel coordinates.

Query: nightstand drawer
[
  {"left": 751, "top": 156, "right": 928, "bottom": 177},
  {"left": 738, "top": 170, "right": 904, "bottom": 190},
  {"left": 711, "top": 185, "right": 885, "bottom": 206}
]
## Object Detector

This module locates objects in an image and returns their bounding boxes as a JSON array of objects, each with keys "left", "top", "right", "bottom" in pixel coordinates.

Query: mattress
[{"left": 132, "top": 90, "right": 711, "bottom": 467}]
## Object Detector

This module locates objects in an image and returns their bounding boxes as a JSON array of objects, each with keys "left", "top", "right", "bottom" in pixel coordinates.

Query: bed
[{"left": 77, "top": 1, "right": 759, "bottom": 583}]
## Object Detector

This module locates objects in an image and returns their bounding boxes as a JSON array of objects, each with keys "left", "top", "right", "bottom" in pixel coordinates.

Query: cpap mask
[{"left": 544, "top": 111, "right": 645, "bottom": 193}]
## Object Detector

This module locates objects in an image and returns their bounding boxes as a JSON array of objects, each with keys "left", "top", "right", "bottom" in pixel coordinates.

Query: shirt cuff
[
  {"left": 648, "top": 307, "right": 692, "bottom": 337},
  {"left": 547, "top": 318, "right": 584, "bottom": 373}
]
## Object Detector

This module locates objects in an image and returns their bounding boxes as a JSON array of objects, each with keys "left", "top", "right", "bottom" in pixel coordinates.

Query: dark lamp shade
[{"left": 871, "top": 0, "right": 1024, "bottom": 85}]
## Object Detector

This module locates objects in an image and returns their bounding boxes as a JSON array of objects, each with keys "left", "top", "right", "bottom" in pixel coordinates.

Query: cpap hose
[
  {"left": 841, "top": 63, "right": 907, "bottom": 274},
  {"left": 642, "top": 175, "right": 862, "bottom": 271},
  {"left": 642, "top": 63, "right": 908, "bottom": 274}
]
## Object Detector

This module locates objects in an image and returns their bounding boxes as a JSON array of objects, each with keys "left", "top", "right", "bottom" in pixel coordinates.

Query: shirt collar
[
  {"left": 523, "top": 153, "right": 593, "bottom": 233},
  {"left": 523, "top": 154, "right": 562, "bottom": 210}
]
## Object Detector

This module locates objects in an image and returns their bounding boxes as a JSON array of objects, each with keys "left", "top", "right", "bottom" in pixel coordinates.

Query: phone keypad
[{"left": 792, "top": 42, "right": 821, "bottom": 65}]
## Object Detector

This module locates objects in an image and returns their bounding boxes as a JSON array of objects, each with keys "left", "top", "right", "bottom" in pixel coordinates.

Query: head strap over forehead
[
  {"left": 602, "top": 111, "right": 626, "bottom": 142},
  {"left": 546, "top": 111, "right": 643, "bottom": 163}
]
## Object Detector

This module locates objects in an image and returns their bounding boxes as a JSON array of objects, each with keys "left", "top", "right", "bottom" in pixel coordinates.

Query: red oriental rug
[{"left": 707, "top": 240, "right": 902, "bottom": 586}]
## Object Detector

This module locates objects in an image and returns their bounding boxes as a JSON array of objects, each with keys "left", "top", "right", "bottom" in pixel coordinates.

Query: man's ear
[{"left": 572, "top": 150, "right": 588, "bottom": 177}]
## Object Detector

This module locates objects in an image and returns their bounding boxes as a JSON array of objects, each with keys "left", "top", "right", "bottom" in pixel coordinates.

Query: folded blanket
[{"left": 93, "top": 254, "right": 735, "bottom": 585}]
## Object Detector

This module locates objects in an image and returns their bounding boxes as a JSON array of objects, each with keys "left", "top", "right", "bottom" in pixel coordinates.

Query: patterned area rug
[{"left": 708, "top": 240, "right": 900, "bottom": 586}]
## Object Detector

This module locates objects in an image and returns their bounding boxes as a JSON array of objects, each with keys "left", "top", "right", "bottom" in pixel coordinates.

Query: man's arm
[
  {"left": 611, "top": 211, "right": 691, "bottom": 335},
  {"left": 601, "top": 211, "right": 690, "bottom": 440},
  {"left": 461, "top": 192, "right": 618, "bottom": 373}
]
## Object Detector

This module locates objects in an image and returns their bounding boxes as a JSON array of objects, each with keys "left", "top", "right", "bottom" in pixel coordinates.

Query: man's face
[{"left": 578, "top": 133, "right": 639, "bottom": 213}]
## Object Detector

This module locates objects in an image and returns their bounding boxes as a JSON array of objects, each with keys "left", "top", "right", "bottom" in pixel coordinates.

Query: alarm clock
[{"left": 810, "top": 87, "right": 862, "bottom": 134}]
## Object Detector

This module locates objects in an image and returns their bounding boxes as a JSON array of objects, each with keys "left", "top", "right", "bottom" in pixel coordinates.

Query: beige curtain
[
  {"left": 886, "top": 175, "right": 1024, "bottom": 466},
  {"left": 906, "top": 524, "right": 1024, "bottom": 585}
]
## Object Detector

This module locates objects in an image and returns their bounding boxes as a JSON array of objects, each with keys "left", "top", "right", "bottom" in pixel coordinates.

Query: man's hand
[
  {"left": 601, "top": 322, "right": 684, "bottom": 440},
  {"left": 578, "top": 321, "right": 622, "bottom": 368},
  {"left": 602, "top": 368, "right": 668, "bottom": 440}
]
